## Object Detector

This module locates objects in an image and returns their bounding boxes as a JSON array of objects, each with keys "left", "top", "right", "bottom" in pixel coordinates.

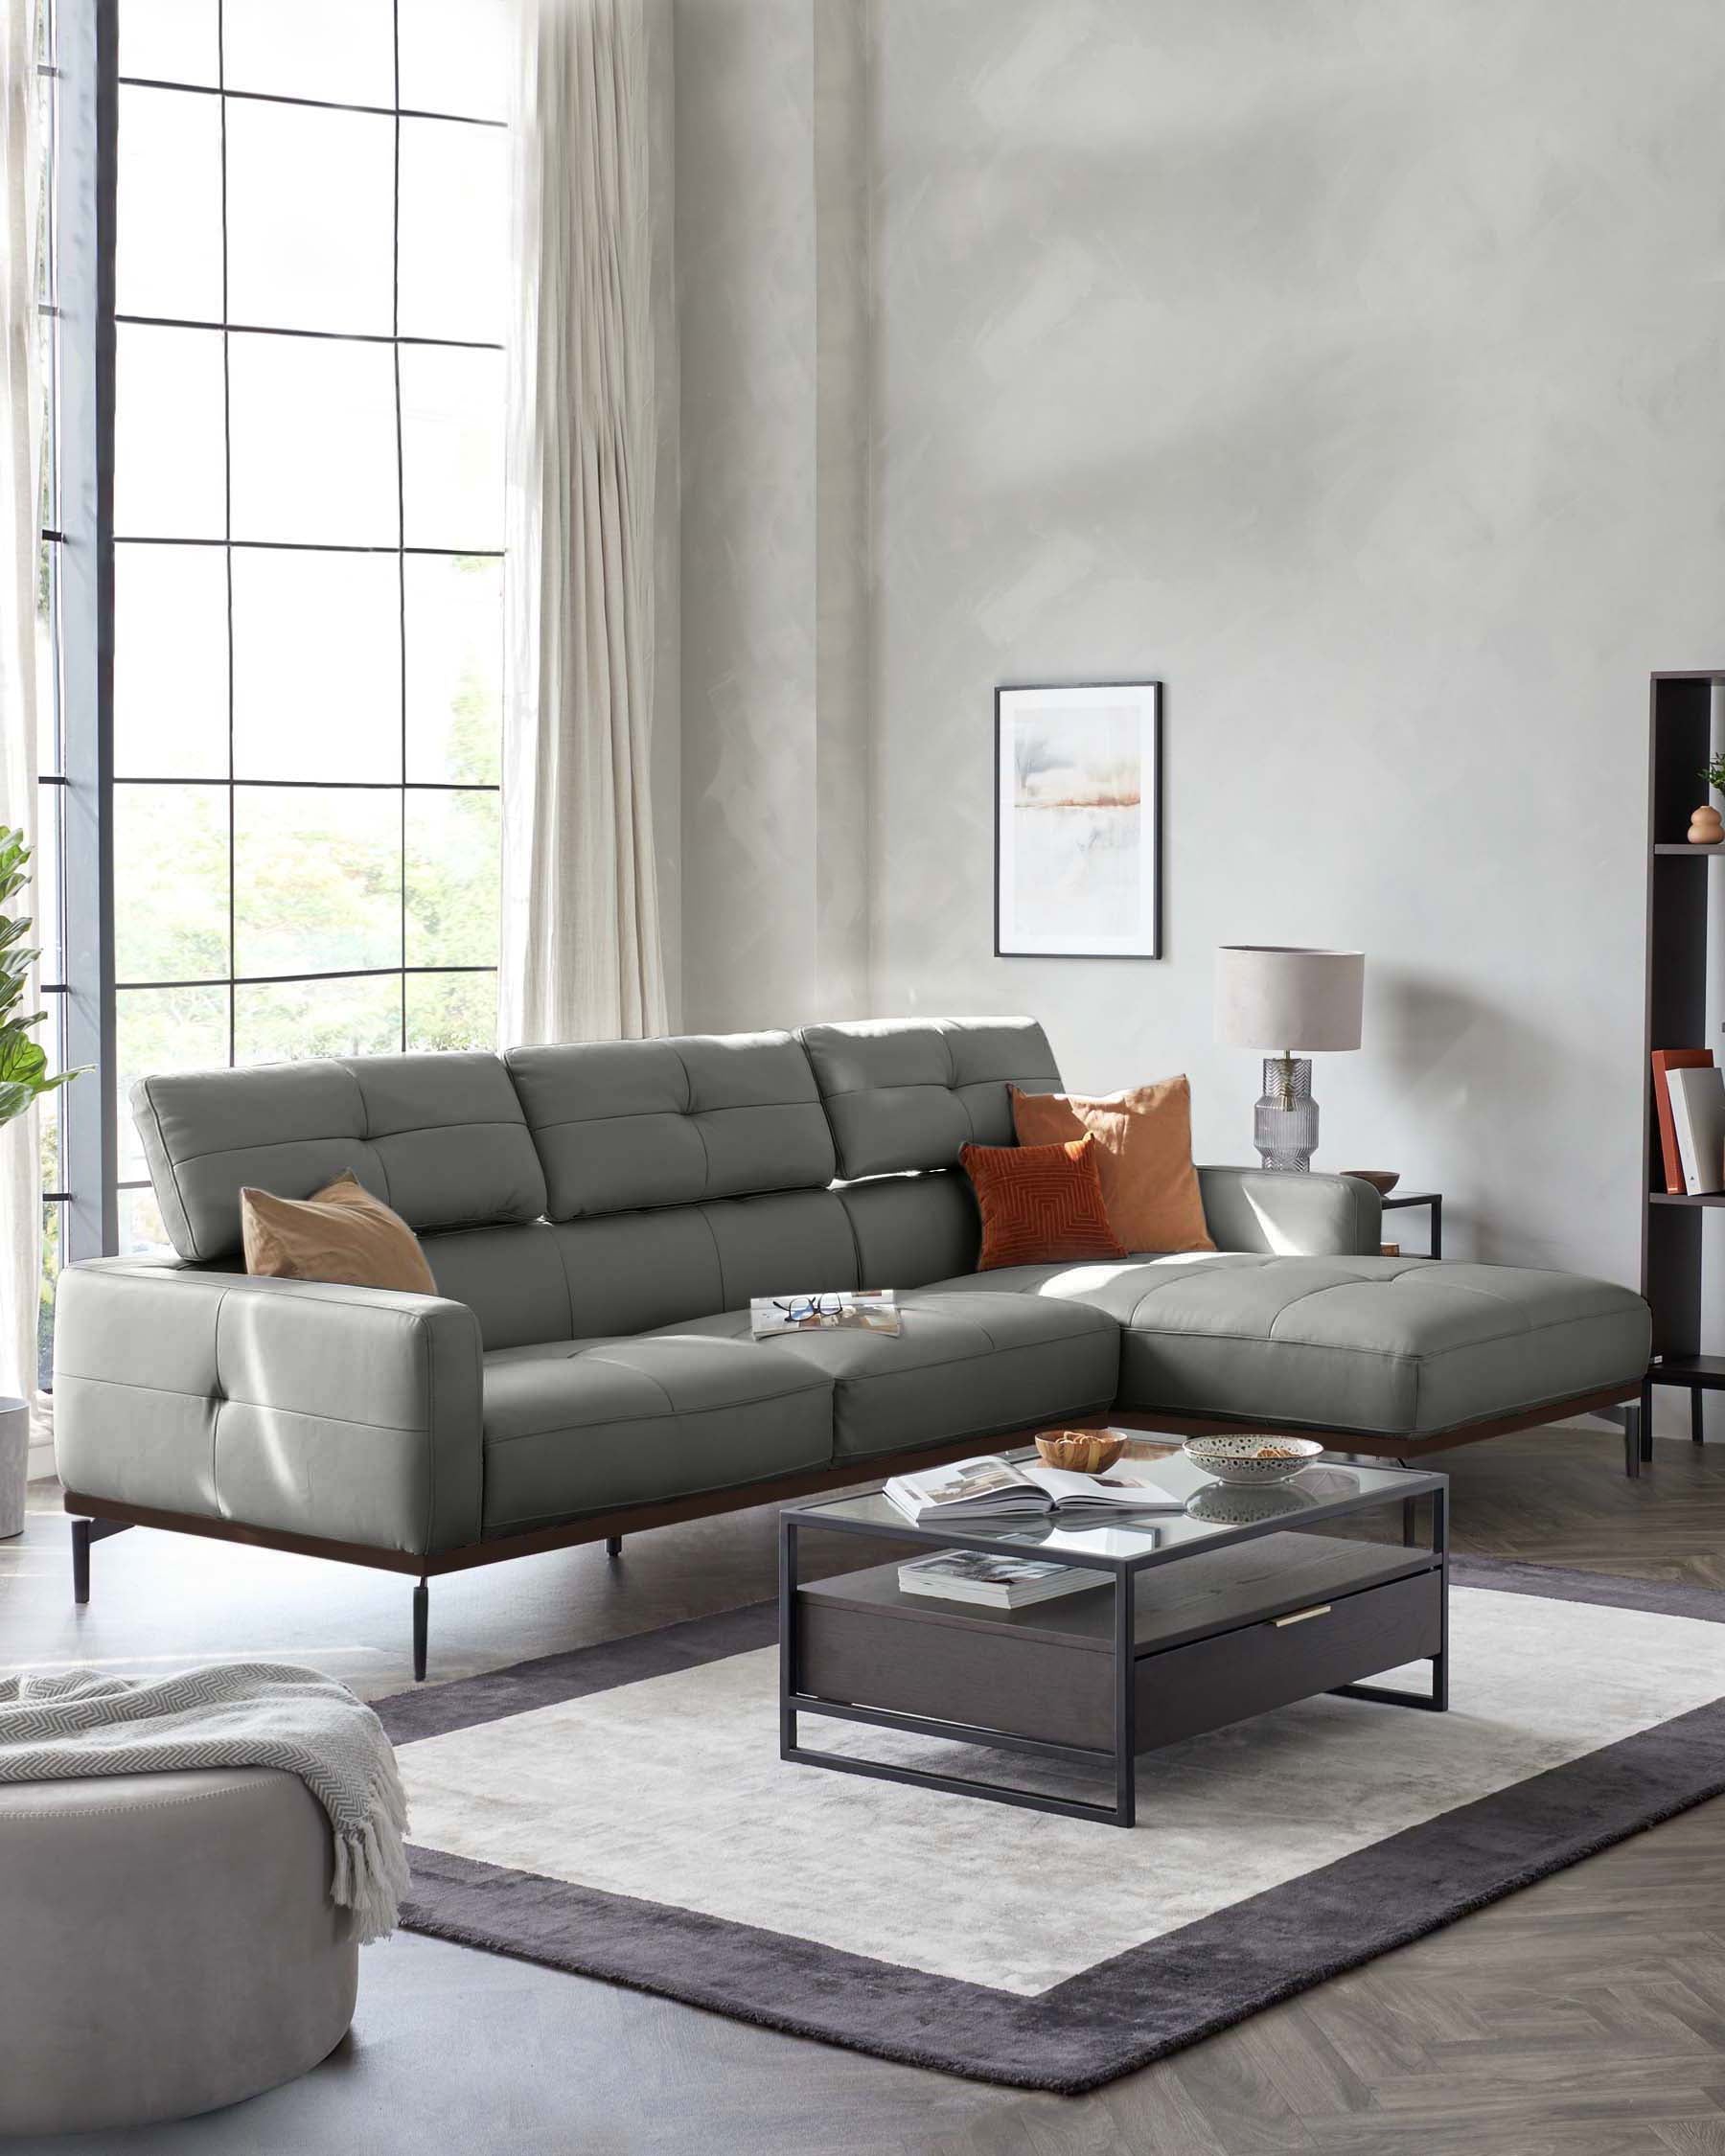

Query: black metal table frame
[
  {"left": 1381, "top": 1189, "right": 1442, "bottom": 1259},
  {"left": 778, "top": 1470, "right": 1449, "bottom": 1828}
]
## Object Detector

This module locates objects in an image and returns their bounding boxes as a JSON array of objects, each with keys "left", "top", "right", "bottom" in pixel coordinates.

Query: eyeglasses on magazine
[{"left": 772, "top": 1294, "right": 844, "bottom": 1324}]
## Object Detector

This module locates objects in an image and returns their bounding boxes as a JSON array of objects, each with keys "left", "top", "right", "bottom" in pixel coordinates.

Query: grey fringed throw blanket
[{"left": 0, "top": 1663, "right": 409, "bottom": 1942}]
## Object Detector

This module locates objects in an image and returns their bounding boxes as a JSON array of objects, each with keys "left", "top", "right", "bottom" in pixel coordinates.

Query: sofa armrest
[
  {"left": 1195, "top": 1166, "right": 1384, "bottom": 1258},
  {"left": 53, "top": 1258, "right": 484, "bottom": 1558}
]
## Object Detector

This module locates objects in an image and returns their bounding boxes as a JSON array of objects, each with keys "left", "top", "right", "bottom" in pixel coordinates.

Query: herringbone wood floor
[{"left": 7, "top": 1421, "right": 1725, "bottom": 2154}]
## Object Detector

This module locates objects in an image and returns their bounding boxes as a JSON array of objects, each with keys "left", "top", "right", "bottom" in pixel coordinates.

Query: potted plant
[
  {"left": 1690, "top": 755, "right": 1725, "bottom": 844},
  {"left": 0, "top": 826, "right": 78, "bottom": 1537}
]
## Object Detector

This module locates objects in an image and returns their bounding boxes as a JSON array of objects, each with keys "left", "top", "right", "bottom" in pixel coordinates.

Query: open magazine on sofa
[
  {"left": 750, "top": 1289, "right": 901, "bottom": 1338},
  {"left": 884, "top": 1453, "right": 1181, "bottom": 1525}
]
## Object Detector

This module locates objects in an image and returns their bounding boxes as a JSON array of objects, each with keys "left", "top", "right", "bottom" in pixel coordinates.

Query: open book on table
[{"left": 883, "top": 1452, "right": 1181, "bottom": 1526}]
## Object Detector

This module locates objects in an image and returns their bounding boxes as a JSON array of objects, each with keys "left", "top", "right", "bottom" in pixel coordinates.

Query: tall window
[{"left": 109, "top": 0, "right": 508, "bottom": 1254}]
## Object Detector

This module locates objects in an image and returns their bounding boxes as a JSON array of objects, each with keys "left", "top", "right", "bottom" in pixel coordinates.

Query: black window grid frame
[{"left": 46, "top": 0, "right": 509, "bottom": 1273}]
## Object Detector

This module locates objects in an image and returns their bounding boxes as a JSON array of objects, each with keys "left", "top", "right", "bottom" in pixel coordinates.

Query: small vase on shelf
[{"left": 1689, "top": 805, "right": 1723, "bottom": 845}]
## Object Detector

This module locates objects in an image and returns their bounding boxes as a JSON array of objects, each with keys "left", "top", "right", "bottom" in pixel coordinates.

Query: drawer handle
[{"left": 1273, "top": 1604, "right": 1331, "bottom": 1628}]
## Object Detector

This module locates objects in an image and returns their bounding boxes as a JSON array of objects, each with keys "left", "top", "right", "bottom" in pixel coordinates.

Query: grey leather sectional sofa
[{"left": 54, "top": 1017, "right": 1650, "bottom": 1675}]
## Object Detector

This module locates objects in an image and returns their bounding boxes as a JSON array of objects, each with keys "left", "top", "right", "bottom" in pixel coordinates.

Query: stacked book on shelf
[
  {"left": 1652, "top": 1049, "right": 1725, "bottom": 1195},
  {"left": 895, "top": 1550, "right": 1107, "bottom": 1610}
]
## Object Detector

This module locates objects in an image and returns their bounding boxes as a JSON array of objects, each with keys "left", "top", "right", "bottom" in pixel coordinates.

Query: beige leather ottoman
[{"left": 0, "top": 1764, "right": 358, "bottom": 2135}]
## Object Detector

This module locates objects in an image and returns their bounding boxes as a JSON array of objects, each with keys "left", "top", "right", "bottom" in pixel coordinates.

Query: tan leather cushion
[
  {"left": 241, "top": 1170, "right": 437, "bottom": 1295},
  {"left": 1011, "top": 1078, "right": 1215, "bottom": 1254}
]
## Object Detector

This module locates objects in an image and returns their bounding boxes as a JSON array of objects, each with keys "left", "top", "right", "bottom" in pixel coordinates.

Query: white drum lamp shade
[
  {"left": 1215, "top": 947, "right": 1364, "bottom": 1171},
  {"left": 1214, "top": 947, "right": 1365, "bottom": 1052}
]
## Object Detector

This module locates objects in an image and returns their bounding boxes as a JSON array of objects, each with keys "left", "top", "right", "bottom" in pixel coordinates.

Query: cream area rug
[{"left": 376, "top": 1560, "right": 1725, "bottom": 2091}]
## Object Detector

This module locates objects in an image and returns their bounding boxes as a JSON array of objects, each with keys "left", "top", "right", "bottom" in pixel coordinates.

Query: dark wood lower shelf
[
  {"left": 796, "top": 1535, "right": 1444, "bottom": 1753},
  {"left": 1646, "top": 1355, "right": 1725, "bottom": 1390},
  {"left": 799, "top": 1532, "right": 1436, "bottom": 1656}
]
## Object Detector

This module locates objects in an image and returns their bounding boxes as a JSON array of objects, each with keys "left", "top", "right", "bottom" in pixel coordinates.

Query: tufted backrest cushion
[
  {"left": 798, "top": 1017, "right": 1063, "bottom": 1180},
  {"left": 132, "top": 1053, "right": 548, "bottom": 1265},
  {"left": 423, "top": 1192, "right": 865, "bottom": 1347},
  {"left": 505, "top": 1030, "right": 835, "bottom": 1220},
  {"left": 129, "top": 1019, "right": 1058, "bottom": 1318},
  {"left": 837, "top": 1170, "right": 980, "bottom": 1288}
]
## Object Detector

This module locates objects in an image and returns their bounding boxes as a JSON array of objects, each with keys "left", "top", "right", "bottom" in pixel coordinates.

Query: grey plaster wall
[{"left": 675, "top": 0, "right": 1725, "bottom": 1281}]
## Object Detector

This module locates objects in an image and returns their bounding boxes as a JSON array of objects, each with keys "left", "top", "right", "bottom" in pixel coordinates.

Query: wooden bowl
[
  {"left": 1034, "top": 1429, "right": 1126, "bottom": 1474},
  {"left": 1341, "top": 1169, "right": 1400, "bottom": 1195}
]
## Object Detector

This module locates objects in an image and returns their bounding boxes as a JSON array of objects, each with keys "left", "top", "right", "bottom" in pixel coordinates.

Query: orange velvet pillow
[
  {"left": 240, "top": 1169, "right": 438, "bottom": 1295},
  {"left": 1011, "top": 1077, "right": 1215, "bottom": 1254},
  {"left": 959, "top": 1134, "right": 1130, "bottom": 1272}
]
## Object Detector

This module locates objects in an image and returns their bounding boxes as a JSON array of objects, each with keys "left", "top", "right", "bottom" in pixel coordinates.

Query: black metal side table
[{"left": 1381, "top": 1189, "right": 1442, "bottom": 1258}]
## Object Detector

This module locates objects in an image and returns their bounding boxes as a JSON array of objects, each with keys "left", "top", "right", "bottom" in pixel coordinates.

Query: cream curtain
[
  {"left": 0, "top": 0, "right": 43, "bottom": 1404},
  {"left": 500, "top": 0, "right": 667, "bottom": 1046}
]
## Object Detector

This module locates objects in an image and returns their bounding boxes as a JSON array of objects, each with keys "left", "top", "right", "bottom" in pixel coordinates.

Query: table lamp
[{"left": 1214, "top": 946, "right": 1365, "bottom": 1171}]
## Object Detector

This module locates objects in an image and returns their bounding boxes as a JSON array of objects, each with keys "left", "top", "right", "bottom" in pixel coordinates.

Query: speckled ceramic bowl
[{"left": 1182, "top": 1434, "right": 1326, "bottom": 1486}]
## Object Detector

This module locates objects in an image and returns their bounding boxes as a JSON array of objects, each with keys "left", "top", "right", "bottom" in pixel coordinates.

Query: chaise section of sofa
[{"left": 53, "top": 1014, "right": 1652, "bottom": 1674}]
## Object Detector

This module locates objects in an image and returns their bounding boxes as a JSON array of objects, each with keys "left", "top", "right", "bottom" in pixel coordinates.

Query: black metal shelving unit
[{"left": 1642, "top": 671, "right": 1725, "bottom": 1455}]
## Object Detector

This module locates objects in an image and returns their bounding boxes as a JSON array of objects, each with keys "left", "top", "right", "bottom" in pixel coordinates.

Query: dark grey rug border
[{"left": 383, "top": 1562, "right": 1725, "bottom": 2094}]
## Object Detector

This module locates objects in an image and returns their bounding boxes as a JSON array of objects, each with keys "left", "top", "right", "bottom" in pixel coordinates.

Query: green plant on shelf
[
  {"left": 1701, "top": 752, "right": 1725, "bottom": 795},
  {"left": 0, "top": 826, "right": 81, "bottom": 1133}
]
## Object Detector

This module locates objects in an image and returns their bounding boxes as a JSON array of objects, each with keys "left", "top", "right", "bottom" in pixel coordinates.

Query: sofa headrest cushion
[
  {"left": 797, "top": 1017, "right": 1063, "bottom": 1179},
  {"left": 132, "top": 1052, "right": 549, "bottom": 1264},
  {"left": 505, "top": 1030, "right": 837, "bottom": 1219}
]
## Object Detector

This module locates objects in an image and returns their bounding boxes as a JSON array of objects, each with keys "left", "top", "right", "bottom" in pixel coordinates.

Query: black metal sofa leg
[
  {"left": 71, "top": 1517, "right": 131, "bottom": 1604},
  {"left": 605, "top": 1535, "right": 623, "bottom": 1558},
  {"left": 1624, "top": 1383, "right": 1656, "bottom": 1479},
  {"left": 413, "top": 1577, "right": 429, "bottom": 1683}
]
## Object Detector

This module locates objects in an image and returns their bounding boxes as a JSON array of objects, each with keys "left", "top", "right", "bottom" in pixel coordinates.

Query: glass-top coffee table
[{"left": 779, "top": 1445, "right": 1447, "bottom": 1826}]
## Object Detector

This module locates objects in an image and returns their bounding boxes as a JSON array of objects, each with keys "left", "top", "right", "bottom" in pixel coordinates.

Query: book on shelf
[
  {"left": 882, "top": 1452, "right": 1181, "bottom": 1525},
  {"left": 1652, "top": 1048, "right": 1714, "bottom": 1196},
  {"left": 896, "top": 1549, "right": 1108, "bottom": 1610},
  {"left": 749, "top": 1289, "right": 900, "bottom": 1339},
  {"left": 1667, "top": 1065, "right": 1725, "bottom": 1197}
]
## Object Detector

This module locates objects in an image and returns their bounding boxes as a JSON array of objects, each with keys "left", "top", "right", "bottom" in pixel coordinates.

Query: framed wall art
[{"left": 994, "top": 680, "right": 1162, "bottom": 958}]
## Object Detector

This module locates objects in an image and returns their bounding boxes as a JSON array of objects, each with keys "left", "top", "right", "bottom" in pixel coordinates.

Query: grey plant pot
[{"left": 0, "top": 1395, "right": 28, "bottom": 1540}]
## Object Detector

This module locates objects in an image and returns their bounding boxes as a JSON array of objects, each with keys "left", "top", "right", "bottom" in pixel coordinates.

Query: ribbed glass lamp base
[{"left": 1254, "top": 1057, "right": 1318, "bottom": 1173}]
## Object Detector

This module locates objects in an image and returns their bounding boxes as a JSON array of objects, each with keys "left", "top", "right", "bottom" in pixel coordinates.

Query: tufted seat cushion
[
  {"left": 642, "top": 1292, "right": 1120, "bottom": 1460},
  {"left": 480, "top": 1334, "right": 835, "bottom": 1535},
  {"left": 923, "top": 1254, "right": 1651, "bottom": 1439}
]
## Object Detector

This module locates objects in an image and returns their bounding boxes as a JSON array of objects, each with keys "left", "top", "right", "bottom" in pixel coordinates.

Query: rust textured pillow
[
  {"left": 1012, "top": 1077, "right": 1215, "bottom": 1254},
  {"left": 240, "top": 1169, "right": 438, "bottom": 1295},
  {"left": 958, "top": 1134, "right": 1130, "bottom": 1272}
]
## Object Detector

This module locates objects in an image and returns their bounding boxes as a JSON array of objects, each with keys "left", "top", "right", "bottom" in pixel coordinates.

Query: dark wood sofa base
[
  {"left": 1107, "top": 1382, "right": 1646, "bottom": 1472},
  {"left": 59, "top": 1378, "right": 1644, "bottom": 1681}
]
